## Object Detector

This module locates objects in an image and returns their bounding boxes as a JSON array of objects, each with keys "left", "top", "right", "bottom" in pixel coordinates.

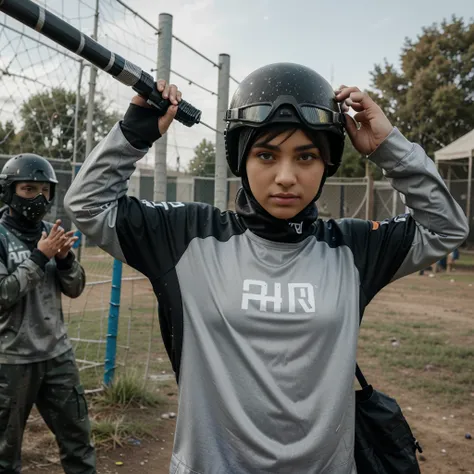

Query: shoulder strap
[
  {"left": 355, "top": 364, "right": 369, "bottom": 388},
  {"left": 356, "top": 307, "right": 370, "bottom": 387}
]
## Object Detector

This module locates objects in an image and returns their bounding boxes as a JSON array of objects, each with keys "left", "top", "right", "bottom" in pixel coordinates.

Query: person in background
[{"left": 0, "top": 153, "right": 96, "bottom": 474}]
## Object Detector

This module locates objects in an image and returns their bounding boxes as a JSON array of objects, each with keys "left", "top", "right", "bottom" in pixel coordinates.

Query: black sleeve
[
  {"left": 115, "top": 197, "right": 242, "bottom": 280},
  {"left": 63, "top": 111, "right": 243, "bottom": 285},
  {"left": 29, "top": 249, "right": 50, "bottom": 270},
  {"left": 55, "top": 250, "right": 75, "bottom": 270},
  {"left": 339, "top": 215, "right": 417, "bottom": 305}
]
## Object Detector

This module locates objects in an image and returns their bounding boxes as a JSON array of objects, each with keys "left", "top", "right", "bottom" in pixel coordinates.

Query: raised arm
[
  {"left": 64, "top": 83, "right": 223, "bottom": 280},
  {"left": 64, "top": 83, "right": 179, "bottom": 267},
  {"left": 335, "top": 86, "right": 468, "bottom": 302},
  {"left": 372, "top": 127, "right": 468, "bottom": 280}
]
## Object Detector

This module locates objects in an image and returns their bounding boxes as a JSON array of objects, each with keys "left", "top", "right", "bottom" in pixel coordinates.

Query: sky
[{"left": 0, "top": 0, "right": 473, "bottom": 170}]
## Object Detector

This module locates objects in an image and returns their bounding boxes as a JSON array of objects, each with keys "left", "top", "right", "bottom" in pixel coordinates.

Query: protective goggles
[{"left": 225, "top": 95, "right": 345, "bottom": 128}]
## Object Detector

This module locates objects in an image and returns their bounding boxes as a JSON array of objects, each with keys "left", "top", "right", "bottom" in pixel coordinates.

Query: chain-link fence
[
  {"left": 0, "top": 1, "right": 162, "bottom": 391},
  {"left": 0, "top": 0, "right": 238, "bottom": 391}
]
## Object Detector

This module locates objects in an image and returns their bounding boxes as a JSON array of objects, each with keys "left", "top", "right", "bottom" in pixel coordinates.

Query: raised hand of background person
[
  {"left": 37, "top": 220, "right": 69, "bottom": 260},
  {"left": 56, "top": 230, "right": 79, "bottom": 259},
  {"left": 336, "top": 85, "right": 394, "bottom": 156}
]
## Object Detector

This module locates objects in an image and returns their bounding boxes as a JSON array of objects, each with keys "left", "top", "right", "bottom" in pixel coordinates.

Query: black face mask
[{"left": 9, "top": 193, "right": 51, "bottom": 224}]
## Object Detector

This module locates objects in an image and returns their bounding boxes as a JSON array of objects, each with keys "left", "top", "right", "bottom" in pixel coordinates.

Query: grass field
[{"left": 21, "top": 249, "right": 474, "bottom": 473}]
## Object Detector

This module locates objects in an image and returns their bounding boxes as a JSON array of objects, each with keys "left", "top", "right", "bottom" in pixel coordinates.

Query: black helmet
[
  {"left": 225, "top": 62, "right": 345, "bottom": 177},
  {"left": 0, "top": 153, "right": 58, "bottom": 222}
]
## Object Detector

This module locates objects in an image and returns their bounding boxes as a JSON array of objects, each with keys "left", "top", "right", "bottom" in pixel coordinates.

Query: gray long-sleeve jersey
[
  {"left": 0, "top": 222, "right": 85, "bottom": 364},
  {"left": 64, "top": 124, "right": 468, "bottom": 474}
]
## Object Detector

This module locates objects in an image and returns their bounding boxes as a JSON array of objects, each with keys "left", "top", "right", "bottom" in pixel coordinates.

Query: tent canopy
[{"left": 435, "top": 129, "right": 474, "bottom": 162}]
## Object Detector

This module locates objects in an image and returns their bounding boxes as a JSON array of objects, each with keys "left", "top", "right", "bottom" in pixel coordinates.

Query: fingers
[
  {"left": 353, "top": 110, "right": 369, "bottom": 123},
  {"left": 50, "top": 226, "right": 65, "bottom": 242},
  {"left": 169, "top": 84, "right": 179, "bottom": 105},
  {"left": 340, "top": 101, "right": 350, "bottom": 114},
  {"left": 56, "top": 234, "right": 69, "bottom": 249},
  {"left": 336, "top": 86, "right": 374, "bottom": 111},
  {"left": 347, "top": 91, "right": 372, "bottom": 108},
  {"left": 345, "top": 100, "right": 365, "bottom": 112},
  {"left": 335, "top": 85, "right": 360, "bottom": 101},
  {"left": 157, "top": 79, "right": 166, "bottom": 94},
  {"left": 158, "top": 105, "right": 178, "bottom": 135},
  {"left": 161, "top": 83, "right": 179, "bottom": 105},
  {"left": 66, "top": 237, "right": 78, "bottom": 250},
  {"left": 133, "top": 78, "right": 182, "bottom": 135},
  {"left": 57, "top": 240, "right": 70, "bottom": 255},
  {"left": 49, "top": 220, "right": 65, "bottom": 240},
  {"left": 161, "top": 81, "right": 170, "bottom": 100},
  {"left": 157, "top": 80, "right": 180, "bottom": 105},
  {"left": 58, "top": 236, "right": 78, "bottom": 256},
  {"left": 40, "top": 231, "right": 47, "bottom": 240},
  {"left": 50, "top": 219, "right": 61, "bottom": 235},
  {"left": 343, "top": 112, "right": 360, "bottom": 142},
  {"left": 339, "top": 97, "right": 364, "bottom": 113},
  {"left": 133, "top": 79, "right": 182, "bottom": 111},
  {"left": 64, "top": 236, "right": 78, "bottom": 247},
  {"left": 337, "top": 86, "right": 366, "bottom": 117}
]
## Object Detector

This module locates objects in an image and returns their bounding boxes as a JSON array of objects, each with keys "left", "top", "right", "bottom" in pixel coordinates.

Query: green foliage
[
  {"left": 369, "top": 16, "right": 474, "bottom": 158},
  {"left": 0, "top": 87, "right": 120, "bottom": 159},
  {"left": 0, "top": 120, "right": 16, "bottom": 155},
  {"left": 187, "top": 138, "right": 216, "bottom": 177},
  {"left": 337, "top": 136, "right": 383, "bottom": 180},
  {"left": 98, "top": 372, "right": 163, "bottom": 407}
]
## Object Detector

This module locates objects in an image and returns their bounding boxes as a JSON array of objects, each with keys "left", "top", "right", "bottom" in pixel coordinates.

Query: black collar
[{"left": 235, "top": 187, "right": 318, "bottom": 243}]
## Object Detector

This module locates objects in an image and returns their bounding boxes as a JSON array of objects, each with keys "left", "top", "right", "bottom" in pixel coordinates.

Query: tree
[
  {"left": 12, "top": 87, "right": 120, "bottom": 159},
  {"left": 337, "top": 137, "right": 365, "bottom": 178},
  {"left": 337, "top": 136, "right": 383, "bottom": 180},
  {"left": 369, "top": 16, "right": 474, "bottom": 158},
  {"left": 0, "top": 121, "right": 17, "bottom": 155},
  {"left": 188, "top": 139, "right": 216, "bottom": 177}
]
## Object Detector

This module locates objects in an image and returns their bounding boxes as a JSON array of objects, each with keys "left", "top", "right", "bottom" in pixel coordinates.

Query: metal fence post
[
  {"left": 339, "top": 185, "right": 345, "bottom": 218},
  {"left": 214, "top": 54, "right": 230, "bottom": 210},
  {"left": 72, "top": 60, "right": 85, "bottom": 260},
  {"left": 365, "top": 160, "right": 374, "bottom": 220},
  {"left": 103, "top": 259, "right": 123, "bottom": 386},
  {"left": 82, "top": 0, "right": 99, "bottom": 256},
  {"left": 154, "top": 13, "right": 173, "bottom": 202}
]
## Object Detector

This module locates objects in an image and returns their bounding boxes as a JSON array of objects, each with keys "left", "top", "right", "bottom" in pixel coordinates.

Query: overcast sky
[{"left": 0, "top": 0, "right": 472, "bottom": 170}]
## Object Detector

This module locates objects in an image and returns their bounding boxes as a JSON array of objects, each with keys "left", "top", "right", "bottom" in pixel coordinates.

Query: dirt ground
[{"left": 24, "top": 269, "right": 474, "bottom": 474}]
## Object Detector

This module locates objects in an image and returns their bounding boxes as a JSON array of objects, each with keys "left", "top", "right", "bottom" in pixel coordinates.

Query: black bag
[{"left": 354, "top": 365, "right": 423, "bottom": 474}]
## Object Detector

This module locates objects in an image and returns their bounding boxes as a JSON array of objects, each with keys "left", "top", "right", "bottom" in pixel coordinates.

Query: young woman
[{"left": 64, "top": 63, "right": 468, "bottom": 474}]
